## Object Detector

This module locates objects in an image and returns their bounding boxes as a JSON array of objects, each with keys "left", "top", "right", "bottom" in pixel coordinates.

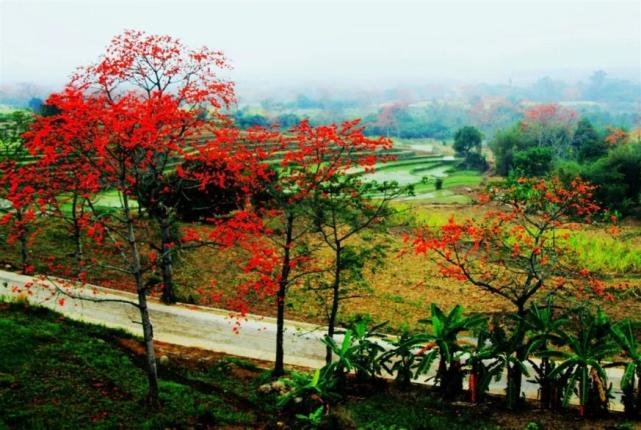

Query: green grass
[
  {"left": 335, "top": 391, "right": 500, "bottom": 430},
  {"left": 567, "top": 230, "right": 641, "bottom": 274},
  {"left": 0, "top": 303, "right": 510, "bottom": 430},
  {"left": 391, "top": 203, "right": 641, "bottom": 275},
  {"left": 0, "top": 304, "right": 257, "bottom": 429}
]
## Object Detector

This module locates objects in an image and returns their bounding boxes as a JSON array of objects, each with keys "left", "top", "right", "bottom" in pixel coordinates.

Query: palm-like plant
[
  {"left": 547, "top": 309, "right": 616, "bottom": 417},
  {"left": 322, "top": 320, "right": 388, "bottom": 385},
  {"left": 379, "top": 330, "right": 422, "bottom": 389},
  {"left": 413, "top": 304, "right": 486, "bottom": 399},
  {"left": 322, "top": 329, "right": 356, "bottom": 384},
  {"left": 518, "top": 300, "right": 569, "bottom": 409},
  {"left": 610, "top": 319, "right": 641, "bottom": 417},
  {"left": 465, "top": 329, "right": 506, "bottom": 403},
  {"left": 483, "top": 322, "right": 530, "bottom": 409},
  {"left": 348, "top": 320, "right": 388, "bottom": 381}
]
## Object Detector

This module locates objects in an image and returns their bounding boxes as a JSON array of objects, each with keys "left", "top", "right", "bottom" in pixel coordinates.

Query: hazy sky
[{"left": 1, "top": 0, "right": 640, "bottom": 90}]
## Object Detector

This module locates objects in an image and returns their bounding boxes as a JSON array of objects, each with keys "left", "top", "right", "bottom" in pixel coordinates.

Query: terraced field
[
  {"left": 37, "top": 135, "right": 485, "bottom": 209},
  {"left": 360, "top": 138, "right": 484, "bottom": 203}
]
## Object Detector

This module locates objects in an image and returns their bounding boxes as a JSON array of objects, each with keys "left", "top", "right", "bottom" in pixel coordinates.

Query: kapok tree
[
  {"left": 74, "top": 29, "right": 235, "bottom": 305},
  {"left": 257, "top": 119, "right": 394, "bottom": 376},
  {"left": 0, "top": 111, "right": 36, "bottom": 273},
  {"left": 412, "top": 176, "right": 610, "bottom": 408},
  {"left": 23, "top": 31, "right": 250, "bottom": 404},
  {"left": 520, "top": 104, "right": 578, "bottom": 158},
  {"left": 0, "top": 164, "right": 38, "bottom": 274}
]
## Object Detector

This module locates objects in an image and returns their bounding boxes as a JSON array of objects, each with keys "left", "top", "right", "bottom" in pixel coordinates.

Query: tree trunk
[
  {"left": 507, "top": 360, "right": 523, "bottom": 410},
  {"left": 506, "top": 305, "right": 526, "bottom": 410},
  {"left": 540, "top": 357, "right": 551, "bottom": 409},
  {"left": 437, "top": 356, "right": 448, "bottom": 395},
  {"left": 137, "top": 279, "right": 159, "bottom": 404},
  {"left": 469, "top": 369, "right": 477, "bottom": 403},
  {"left": 623, "top": 378, "right": 635, "bottom": 417},
  {"left": 124, "top": 193, "right": 159, "bottom": 404},
  {"left": 444, "top": 360, "right": 463, "bottom": 400},
  {"left": 159, "top": 217, "right": 176, "bottom": 304},
  {"left": 16, "top": 210, "right": 28, "bottom": 273},
  {"left": 636, "top": 371, "right": 641, "bottom": 418},
  {"left": 326, "top": 243, "right": 341, "bottom": 364},
  {"left": 273, "top": 213, "right": 293, "bottom": 377},
  {"left": 71, "top": 193, "right": 84, "bottom": 276}
]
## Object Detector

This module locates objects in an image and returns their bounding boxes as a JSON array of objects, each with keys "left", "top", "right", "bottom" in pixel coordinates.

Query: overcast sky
[{"left": 1, "top": 0, "right": 640, "bottom": 91}]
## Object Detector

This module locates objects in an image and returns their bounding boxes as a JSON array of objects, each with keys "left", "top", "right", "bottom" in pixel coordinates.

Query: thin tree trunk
[
  {"left": 326, "top": 243, "right": 341, "bottom": 364},
  {"left": 137, "top": 278, "right": 159, "bottom": 404},
  {"left": 71, "top": 193, "right": 84, "bottom": 276},
  {"left": 636, "top": 371, "right": 641, "bottom": 418},
  {"left": 273, "top": 213, "right": 293, "bottom": 377},
  {"left": 469, "top": 369, "right": 477, "bottom": 403},
  {"left": 16, "top": 210, "right": 28, "bottom": 273},
  {"left": 507, "top": 305, "right": 526, "bottom": 410},
  {"left": 159, "top": 217, "right": 176, "bottom": 304},
  {"left": 437, "top": 357, "right": 448, "bottom": 396},
  {"left": 124, "top": 193, "right": 159, "bottom": 404},
  {"left": 540, "top": 357, "right": 551, "bottom": 409}
]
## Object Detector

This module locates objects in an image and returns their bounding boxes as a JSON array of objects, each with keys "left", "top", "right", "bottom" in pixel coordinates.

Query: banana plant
[
  {"left": 465, "top": 328, "right": 506, "bottom": 403},
  {"left": 278, "top": 368, "right": 339, "bottom": 419},
  {"left": 610, "top": 319, "right": 641, "bottom": 417},
  {"left": 379, "top": 330, "right": 423, "bottom": 388},
  {"left": 346, "top": 319, "right": 388, "bottom": 380},
  {"left": 413, "top": 304, "right": 487, "bottom": 399},
  {"left": 322, "top": 329, "right": 356, "bottom": 383},
  {"left": 547, "top": 309, "right": 616, "bottom": 417},
  {"left": 517, "top": 300, "right": 569, "bottom": 409},
  {"left": 484, "top": 322, "right": 530, "bottom": 409},
  {"left": 322, "top": 320, "right": 389, "bottom": 384}
]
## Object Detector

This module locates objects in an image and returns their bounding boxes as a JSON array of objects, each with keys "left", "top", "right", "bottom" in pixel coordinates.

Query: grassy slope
[{"left": 0, "top": 304, "right": 260, "bottom": 429}]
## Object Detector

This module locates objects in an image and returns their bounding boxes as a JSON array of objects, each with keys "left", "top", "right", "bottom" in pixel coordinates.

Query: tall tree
[
  {"left": 0, "top": 110, "right": 35, "bottom": 273},
  {"left": 67, "top": 30, "right": 235, "bottom": 304},
  {"left": 23, "top": 31, "right": 258, "bottom": 404},
  {"left": 310, "top": 175, "right": 404, "bottom": 364},
  {"left": 257, "top": 119, "right": 393, "bottom": 375},
  {"left": 521, "top": 104, "right": 577, "bottom": 158}
]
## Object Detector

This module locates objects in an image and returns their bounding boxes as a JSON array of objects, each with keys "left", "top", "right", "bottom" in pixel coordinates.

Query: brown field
[{"left": 2, "top": 200, "right": 641, "bottom": 333}]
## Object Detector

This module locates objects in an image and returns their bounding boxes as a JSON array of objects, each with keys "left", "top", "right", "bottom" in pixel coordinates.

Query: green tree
[
  {"left": 581, "top": 143, "right": 641, "bottom": 214},
  {"left": 512, "top": 147, "right": 553, "bottom": 177},
  {"left": 490, "top": 126, "right": 522, "bottom": 176},
  {"left": 453, "top": 126, "right": 485, "bottom": 169},
  {"left": 573, "top": 118, "right": 607, "bottom": 161},
  {"left": 310, "top": 177, "right": 405, "bottom": 364}
]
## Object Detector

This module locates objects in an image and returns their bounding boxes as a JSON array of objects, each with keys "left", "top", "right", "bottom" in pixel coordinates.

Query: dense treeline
[{"left": 489, "top": 104, "right": 641, "bottom": 215}]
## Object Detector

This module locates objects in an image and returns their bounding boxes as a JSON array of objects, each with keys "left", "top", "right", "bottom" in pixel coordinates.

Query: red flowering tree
[
  {"left": 412, "top": 176, "right": 611, "bottom": 407},
  {"left": 255, "top": 119, "right": 394, "bottom": 375},
  {"left": 21, "top": 31, "right": 263, "bottom": 404},
  {"left": 75, "top": 29, "right": 234, "bottom": 304},
  {"left": 0, "top": 164, "right": 38, "bottom": 274},
  {"left": 521, "top": 104, "right": 578, "bottom": 157},
  {"left": 604, "top": 127, "right": 628, "bottom": 146},
  {"left": 0, "top": 111, "right": 36, "bottom": 273}
]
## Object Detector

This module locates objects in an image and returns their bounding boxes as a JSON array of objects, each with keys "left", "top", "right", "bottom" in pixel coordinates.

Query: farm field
[
  {"left": 2, "top": 199, "right": 640, "bottom": 334},
  {"left": 73, "top": 137, "right": 486, "bottom": 207}
]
